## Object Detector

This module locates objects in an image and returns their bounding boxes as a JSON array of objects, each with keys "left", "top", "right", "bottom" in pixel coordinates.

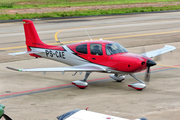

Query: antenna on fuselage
[
  {"left": 85, "top": 30, "right": 93, "bottom": 41},
  {"left": 56, "top": 39, "right": 64, "bottom": 45}
]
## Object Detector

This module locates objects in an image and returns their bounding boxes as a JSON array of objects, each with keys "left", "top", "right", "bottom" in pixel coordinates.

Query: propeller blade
[
  {"left": 2, "top": 114, "right": 12, "bottom": 120},
  {"left": 140, "top": 46, "right": 146, "bottom": 56},
  {"left": 144, "top": 59, "right": 156, "bottom": 82},
  {"left": 153, "top": 55, "right": 162, "bottom": 62},
  {"left": 140, "top": 45, "right": 157, "bottom": 82},
  {"left": 145, "top": 69, "right": 150, "bottom": 82}
]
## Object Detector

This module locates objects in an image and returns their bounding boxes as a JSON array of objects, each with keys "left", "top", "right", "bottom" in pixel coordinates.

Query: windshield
[
  {"left": 57, "top": 109, "right": 80, "bottom": 120},
  {"left": 106, "top": 43, "right": 128, "bottom": 55}
]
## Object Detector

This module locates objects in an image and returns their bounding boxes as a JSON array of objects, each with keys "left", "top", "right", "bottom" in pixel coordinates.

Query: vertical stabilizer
[{"left": 23, "top": 19, "right": 47, "bottom": 51}]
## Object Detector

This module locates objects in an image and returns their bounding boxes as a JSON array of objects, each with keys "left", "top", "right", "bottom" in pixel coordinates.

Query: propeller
[
  {"left": 153, "top": 53, "right": 162, "bottom": 62},
  {"left": 140, "top": 46, "right": 159, "bottom": 82},
  {"left": 144, "top": 59, "right": 156, "bottom": 82},
  {"left": 140, "top": 46, "right": 162, "bottom": 62}
]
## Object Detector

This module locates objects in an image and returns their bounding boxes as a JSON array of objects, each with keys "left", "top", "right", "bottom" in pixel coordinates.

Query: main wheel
[
  {"left": 136, "top": 89, "right": 143, "bottom": 91},
  {"left": 79, "top": 87, "right": 86, "bottom": 89},
  {"left": 116, "top": 80, "right": 122, "bottom": 82},
  {"left": 72, "top": 81, "right": 88, "bottom": 89},
  {"left": 116, "top": 79, "right": 124, "bottom": 82}
]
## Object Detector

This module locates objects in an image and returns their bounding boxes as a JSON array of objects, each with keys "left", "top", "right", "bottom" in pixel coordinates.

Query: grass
[
  {"left": 0, "top": 0, "right": 180, "bottom": 9},
  {"left": 0, "top": 0, "right": 180, "bottom": 20},
  {"left": 0, "top": 5, "right": 180, "bottom": 20}
]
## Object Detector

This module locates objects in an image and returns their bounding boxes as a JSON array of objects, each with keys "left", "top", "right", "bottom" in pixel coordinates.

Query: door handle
[{"left": 91, "top": 58, "right": 96, "bottom": 60}]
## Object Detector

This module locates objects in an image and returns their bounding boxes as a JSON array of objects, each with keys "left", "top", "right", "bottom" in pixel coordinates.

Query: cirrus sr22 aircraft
[{"left": 7, "top": 20, "right": 176, "bottom": 91}]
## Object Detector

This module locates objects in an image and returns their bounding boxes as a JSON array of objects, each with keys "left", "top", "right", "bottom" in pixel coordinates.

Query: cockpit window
[
  {"left": 90, "top": 44, "right": 103, "bottom": 55},
  {"left": 106, "top": 43, "right": 128, "bottom": 55},
  {"left": 76, "top": 44, "right": 87, "bottom": 54}
]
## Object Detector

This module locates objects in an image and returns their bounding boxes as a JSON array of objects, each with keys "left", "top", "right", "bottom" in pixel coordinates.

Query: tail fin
[{"left": 23, "top": 19, "right": 48, "bottom": 51}]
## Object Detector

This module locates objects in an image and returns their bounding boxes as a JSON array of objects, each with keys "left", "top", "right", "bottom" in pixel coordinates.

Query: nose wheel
[
  {"left": 128, "top": 83, "right": 146, "bottom": 91},
  {"left": 129, "top": 74, "right": 146, "bottom": 91}
]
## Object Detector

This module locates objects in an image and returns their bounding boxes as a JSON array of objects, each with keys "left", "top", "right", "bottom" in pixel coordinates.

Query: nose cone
[{"left": 146, "top": 59, "right": 156, "bottom": 67}]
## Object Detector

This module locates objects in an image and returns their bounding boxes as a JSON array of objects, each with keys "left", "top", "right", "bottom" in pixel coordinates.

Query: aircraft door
[{"left": 88, "top": 43, "right": 107, "bottom": 65}]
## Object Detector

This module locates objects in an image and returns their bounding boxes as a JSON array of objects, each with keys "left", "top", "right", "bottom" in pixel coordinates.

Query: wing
[
  {"left": 141, "top": 45, "right": 176, "bottom": 58},
  {"left": 6, "top": 64, "right": 107, "bottom": 72},
  {"left": 8, "top": 50, "right": 43, "bottom": 56}
]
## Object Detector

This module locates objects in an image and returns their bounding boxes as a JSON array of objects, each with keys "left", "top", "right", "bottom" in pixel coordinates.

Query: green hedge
[{"left": 0, "top": 5, "right": 180, "bottom": 20}]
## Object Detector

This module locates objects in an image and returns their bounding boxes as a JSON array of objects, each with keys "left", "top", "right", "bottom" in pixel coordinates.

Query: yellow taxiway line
[
  {"left": 157, "top": 64, "right": 180, "bottom": 69},
  {"left": 1, "top": 17, "right": 180, "bottom": 51},
  {"left": 1, "top": 29, "right": 180, "bottom": 51},
  {"left": 0, "top": 46, "right": 26, "bottom": 50},
  {"left": 54, "top": 26, "right": 92, "bottom": 42}
]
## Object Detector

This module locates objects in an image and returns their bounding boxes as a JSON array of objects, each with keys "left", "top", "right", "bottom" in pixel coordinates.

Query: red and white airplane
[{"left": 7, "top": 20, "right": 176, "bottom": 91}]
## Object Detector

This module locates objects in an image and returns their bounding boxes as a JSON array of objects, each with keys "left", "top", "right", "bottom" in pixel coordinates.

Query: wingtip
[
  {"left": 6, "top": 66, "right": 21, "bottom": 71},
  {"left": 164, "top": 45, "right": 176, "bottom": 50},
  {"left": 8, "top": 53, "right": 16, "bottom": 56}
]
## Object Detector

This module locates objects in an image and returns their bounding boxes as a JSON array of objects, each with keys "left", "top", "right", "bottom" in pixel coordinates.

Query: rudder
[{"left": 23, "top": 19, "right": 47, "bottom": 51}]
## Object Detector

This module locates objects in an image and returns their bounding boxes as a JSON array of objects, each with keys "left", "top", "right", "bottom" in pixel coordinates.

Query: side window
[
  {"left": 76, "top": 44, "right": 87, "bottom": 54},
  {"left": 90, "top": 44, "right": 103, "bottom": 55}
]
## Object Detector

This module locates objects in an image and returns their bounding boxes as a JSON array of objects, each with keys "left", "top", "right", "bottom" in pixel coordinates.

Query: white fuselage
[{"left": 31, "top": 45, "right": 90, "bottom": 66}]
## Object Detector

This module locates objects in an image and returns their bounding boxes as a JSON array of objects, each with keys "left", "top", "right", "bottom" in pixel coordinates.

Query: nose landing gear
[{"left": 129, "top": 74, "right": 146, "bottom": 91}]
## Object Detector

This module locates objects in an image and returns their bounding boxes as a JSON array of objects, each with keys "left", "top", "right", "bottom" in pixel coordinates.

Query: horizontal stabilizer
[
  {"left": 6, "top": 67, "right": 21, "bottom": 71},
  {"left": 8, "top": 51, "right": 43, "bottom": 56}
]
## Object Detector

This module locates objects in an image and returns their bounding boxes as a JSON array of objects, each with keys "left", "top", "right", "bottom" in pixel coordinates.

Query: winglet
[
  {"left": 164, "top": 45, "right": 176, "bottom": 51},
  {"left": 6, "top": 67, "right": 22, "bottom": 72}
]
